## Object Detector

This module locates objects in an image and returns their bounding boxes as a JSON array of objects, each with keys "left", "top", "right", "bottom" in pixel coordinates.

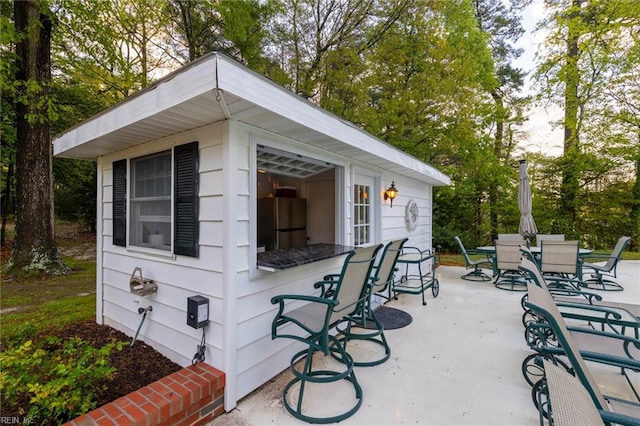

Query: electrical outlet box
[{"left": 187, "top": 295, "right": 209, "bottom": 329}]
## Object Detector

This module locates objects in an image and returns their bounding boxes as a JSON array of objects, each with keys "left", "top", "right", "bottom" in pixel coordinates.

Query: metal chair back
[
  {"left": 372, "top": 238, "right": 408, "bottom": 293},
  {"left": 602, "top": 236, "right": 631, "bottom": 271},
  {"left": 498, "top": 233, "right": 523, "bottom": 241},
  {"left": 540, "top": 240, "right": 580, "bottom": 275},
  {"left": 522, "top": 259, "right": 609, "bottom": 411},
  {"left": 329, "top": 244, "right": 381, "bottom": 324},
  {"left": 536, "top": 233, "right": 565, "bottom": 246},
  {"left": 495, "top": 239, "right": 525, "bottom": 271}
]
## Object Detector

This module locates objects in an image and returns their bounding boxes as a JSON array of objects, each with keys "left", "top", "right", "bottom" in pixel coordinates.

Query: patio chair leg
[
  {"left": 461, "top": 268, "right": 491, "bottom": 282},
  {"left": 284, "top": 335, "right": 363, "bottom": 424},
  {"left": 581, "top": 273, "right": 624, "bottom": 291},
  {"left": 334, "top": 308, "right": 392, "bottom": 367}
]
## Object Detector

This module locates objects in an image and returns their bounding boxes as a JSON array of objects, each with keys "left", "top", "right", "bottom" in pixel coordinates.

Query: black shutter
[
  {"left": 174, "top": 141, "right": 199, "bottom": 257},
  {"left": 112, "top": 159, "right": 127, "bottom": 246}
]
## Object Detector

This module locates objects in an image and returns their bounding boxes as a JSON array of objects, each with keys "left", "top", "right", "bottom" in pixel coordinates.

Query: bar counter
[{"left": 257, "top": 243, "right": 354, "bottom": 271}]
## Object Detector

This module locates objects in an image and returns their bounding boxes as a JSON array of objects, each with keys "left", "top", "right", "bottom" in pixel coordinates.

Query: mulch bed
[{"left": 3, "top": 320, "right": 182, "bottom": 420}]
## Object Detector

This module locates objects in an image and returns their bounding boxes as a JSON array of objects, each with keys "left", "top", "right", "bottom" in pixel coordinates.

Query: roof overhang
[{"left": 54, "top": 53, "right": 450, "bottom": 186}]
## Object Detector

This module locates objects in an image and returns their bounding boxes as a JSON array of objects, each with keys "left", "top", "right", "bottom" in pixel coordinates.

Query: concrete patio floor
[{"left": 211, "top": 260, "right": 640, "bottom": 425}]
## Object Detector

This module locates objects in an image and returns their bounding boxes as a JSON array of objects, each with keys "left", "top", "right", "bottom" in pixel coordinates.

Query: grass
[{"left": 1, "top": 256, "right": 97, "bottom": 344}]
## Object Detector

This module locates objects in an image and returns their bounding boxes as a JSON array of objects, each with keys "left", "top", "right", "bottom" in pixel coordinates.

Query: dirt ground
[{"left": 1, "top": 222, "right": 182, "bottom": 420}]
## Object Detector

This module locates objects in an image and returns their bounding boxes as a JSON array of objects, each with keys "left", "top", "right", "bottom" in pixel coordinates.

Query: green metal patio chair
[
  {"left": 332, "top": 238, "right": 407, "bottom": 367},
  {"left": 454, "top": 236, "right": 493, "bottom": 282},
  {"left": 536, "top": 358, "right": 605, "bottom": 426},
  {"left": 523, "top": 273, "right": 640, "bottom": 425},
  {"left": 581, "top": 236, "right": 631, "bottom": 291},
  {"left": 271, "top": 244, "right": 382, "bottom": 423},
  {"left": 519, "top": 245, "right": 640, "bottom": 325},
  {"left": 494, "top": 239, "right": 527, "bottom": 291},
  {"left": 519, "top": 258, "right": 640, "bottom": 392},
  {"left": 539, "top": 240, "right": 582, "bottom": 289}
]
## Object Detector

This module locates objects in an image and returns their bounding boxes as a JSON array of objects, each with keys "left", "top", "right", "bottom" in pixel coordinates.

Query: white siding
[
  {"left": 97, "top": 122, "right": 226, "bottom": 369},
  {"left": 96, "top": 118, "right": 436, "bottom": 411}
]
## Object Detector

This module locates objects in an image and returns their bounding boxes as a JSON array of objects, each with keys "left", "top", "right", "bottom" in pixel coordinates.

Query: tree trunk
[
  {"left": 559, "top": 0, "right": 585, "bottom": 236},
  {"left": 631, "top": 155, "right": 640, "bottom": 252},
  {"left": 488, "top": 89, "right": 505, "bottom": 241},
  {"left": 8, "top": 0, "right": 68, "bottom": 275}
]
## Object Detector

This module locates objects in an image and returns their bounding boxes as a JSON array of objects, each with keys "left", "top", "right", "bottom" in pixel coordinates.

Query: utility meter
[{"left": 187, "top": 295, "right": 209, "bottom": 329}]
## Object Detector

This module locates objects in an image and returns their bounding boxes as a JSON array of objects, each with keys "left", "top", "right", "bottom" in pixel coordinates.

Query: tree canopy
[{"left": 2, "top": 0, "right": 638, "bottom": 261}]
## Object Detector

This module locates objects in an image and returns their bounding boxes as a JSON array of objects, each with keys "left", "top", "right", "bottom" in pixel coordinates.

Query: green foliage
[{"left": 0, "top": 337, "right": 121, "bottom": 423}]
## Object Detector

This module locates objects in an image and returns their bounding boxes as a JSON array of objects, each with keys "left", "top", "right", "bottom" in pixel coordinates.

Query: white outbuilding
[{"left": 54, "top": 52, "right": 450, "bottom": 412}]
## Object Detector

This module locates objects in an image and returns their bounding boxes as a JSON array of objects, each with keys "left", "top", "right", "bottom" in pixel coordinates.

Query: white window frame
[
  {"left": 125, "top": 150, "right": 175, "bottom": 256},
  {"left": 249, "top": 135, "right": 348, "bottom": 276},
  {"left": 353, "top": 169, "right": 381, "bottom": 246}
]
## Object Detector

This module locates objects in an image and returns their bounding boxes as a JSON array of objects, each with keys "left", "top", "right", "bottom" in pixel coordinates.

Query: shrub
[{"left": 0, "top": 336, "right": 122, "bottom": 424}]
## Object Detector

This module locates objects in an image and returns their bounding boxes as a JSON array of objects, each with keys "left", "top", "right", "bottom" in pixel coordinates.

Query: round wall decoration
[{"left": 405, "top": 199, "right": 419, "bottom": 231}]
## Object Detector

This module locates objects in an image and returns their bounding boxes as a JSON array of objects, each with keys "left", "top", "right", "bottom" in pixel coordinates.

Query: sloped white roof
[{"left": 54, "top": 53, "right": 450, "bottom": 186}]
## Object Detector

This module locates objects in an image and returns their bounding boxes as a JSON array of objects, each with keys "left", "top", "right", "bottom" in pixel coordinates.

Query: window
[
  {"left": 354, "top": 184, "right": 371, "bottom": 246},
  {"left": 130, "top": 151, "right": 172, "bottom": 250},
  {"left": 112, "top": 141, "right": 199, "bottom": 257}
]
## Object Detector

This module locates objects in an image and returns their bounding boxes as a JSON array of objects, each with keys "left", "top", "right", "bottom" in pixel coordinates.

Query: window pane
[
  {"left": 130, "top": 151, "right": 171, "bottom": 250},
  {"left": 354, "top": 184, "right": 371, "bottom": 246}
]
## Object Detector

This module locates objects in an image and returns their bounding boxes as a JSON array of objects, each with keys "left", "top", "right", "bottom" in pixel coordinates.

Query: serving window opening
[{"left": 256, "top": 145, "right": 338, "bottom": 254}]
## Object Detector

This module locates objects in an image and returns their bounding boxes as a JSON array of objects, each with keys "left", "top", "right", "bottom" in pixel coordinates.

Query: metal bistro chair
[
  {"left": 581, "top": 236, "right": 631, "bottom": 291},
  {"left": 454, "top": 236, "right": 493, "bottom": 282},
  {"left": 271, "top": 244, "right": 382, "bottom": 424},
  {"left": 333, "top": 238, "right": 408, "bottom": 367},
  {"left": 524, "top": 274, "right": 640, "bottom": 425},
  {"left": 536, "top": 233, "right": 565, "bottom": 246},
  {"left": 539, "top": 240, "right": 582, "bottom": 290},
  {"left": 518, "top": 258, "right": 640, "bottom": 389},
  {"left": 494, "top": 239, "right": 527, "bottom": 291}
]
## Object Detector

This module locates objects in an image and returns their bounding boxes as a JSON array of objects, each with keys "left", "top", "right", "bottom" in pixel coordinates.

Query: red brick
[
  {"left": 181, "top": 379, "right": 203, "bottom": 401},
  {"left": 176, "top": 411, "right": 200, "bottom": 426},
  {"left": 192, "top": 412, "right": 214, "bottom": 426},
  {"left": 149, "top": 380, "right": 172, "bottom": 396},
  {"left": 164, "top": 389, "right": 183, "bottom": 416},
  {"left": 147, "top": 391, "right": 171, "bottom": 421},
  {"left": 186, "top": 373, "right": 211, "bottom": 395},
  {"left": 111, "top": 414, "right": 134, "bottom": 426},
  {"left": 66, "top": 365, "right": 225, "bottom": 426},
  {"left": 126, "top": 391, "right": 149, "bottom": 406},
  {"left": 138, "top": 402, "right": 160, "bottom": 424},
  {"left": 167, "top": 380, "right": 194, "bottom": 405},
  {"left": 101, "top": 403, "right": 125, "bottom": 420},
  {"left": 185, "top": 397, "right": 211, "bottom": 416},
  {"left": 94, "top": 416, "right": 116, "bottom": 426},
  {"left": 64, "top": 415, "right": 97, "bottom": 426},
  {"left": 120, "top": 402, "right": 148, "bottom": 426}
]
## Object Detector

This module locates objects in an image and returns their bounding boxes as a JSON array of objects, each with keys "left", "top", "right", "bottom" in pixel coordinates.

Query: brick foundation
[{"left": 65, "top": 363, "right": 225, "bottom": 426}]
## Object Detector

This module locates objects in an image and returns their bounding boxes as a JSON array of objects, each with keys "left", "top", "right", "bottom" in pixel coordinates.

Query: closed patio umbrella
[{"left": 518, "top": 159, "right": 537, "bottom": 239}]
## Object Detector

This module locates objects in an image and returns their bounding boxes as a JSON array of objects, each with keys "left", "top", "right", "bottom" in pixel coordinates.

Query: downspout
[{"left": 215, "top": 56, "right": 239, "bottom": 412}]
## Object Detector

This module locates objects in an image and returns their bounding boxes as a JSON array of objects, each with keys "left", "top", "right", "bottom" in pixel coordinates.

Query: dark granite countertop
[{"left": 257, "top": 244, "right": 354, "bottom": 271}]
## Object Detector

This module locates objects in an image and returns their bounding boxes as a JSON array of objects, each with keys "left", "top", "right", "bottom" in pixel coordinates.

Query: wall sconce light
[{"left": 384, "top": 181, "right": 398, "bottom": 207}]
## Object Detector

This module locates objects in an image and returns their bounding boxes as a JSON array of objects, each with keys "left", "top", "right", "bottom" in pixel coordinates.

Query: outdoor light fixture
[{"left": 384, "top": 181, "right": 398, "bottom": 207}]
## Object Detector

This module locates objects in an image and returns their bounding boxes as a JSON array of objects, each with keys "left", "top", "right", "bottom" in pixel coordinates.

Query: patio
[{"left": 211, "top": 260, "right": 640, "bottom": 425}]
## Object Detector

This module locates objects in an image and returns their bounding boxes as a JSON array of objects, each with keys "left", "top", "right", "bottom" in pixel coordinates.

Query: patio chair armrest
[
  {"left": 314, "top": 279, "right": 342, "bottom": 298},
  {"left": 581, "top": 253, "right": 618, "bottom": 262},
  {"left": 271, "top": 293, "right": 338, "bottom": 307},
  {"left": 550, "top": 288, "right": 604, "bottom": 303},
  {"left": 322, "top": 273, "right": 341, "bottom": 281},
  {"left": 599, "top": 409, "right": 640, "bottom": 426},
  {"left": 565, "top": 325, "right": 640, "bottom": 360},
  {"left": 465, "top": 249, "right": 490, "bottom": 258},
  {"left": 555, "top": 301, "right": 627, "bottom": 322}
]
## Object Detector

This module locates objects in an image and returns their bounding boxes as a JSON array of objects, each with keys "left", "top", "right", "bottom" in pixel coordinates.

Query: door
[{"left": 353, "top": 173, "right": 378, "bottom": 247}]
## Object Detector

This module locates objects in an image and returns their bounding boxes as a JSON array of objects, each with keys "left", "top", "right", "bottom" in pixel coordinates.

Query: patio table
[
  {"left": 475, "top": 246, "right": 593, "bottom": 282},
  {"left": 475, "top": 246, "right": 593, "bottom": 256}
]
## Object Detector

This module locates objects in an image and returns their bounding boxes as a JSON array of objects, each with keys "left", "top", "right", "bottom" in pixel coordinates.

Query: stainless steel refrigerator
[{"left": 257, "top": 198, "right": 307, "bottom": 250}]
